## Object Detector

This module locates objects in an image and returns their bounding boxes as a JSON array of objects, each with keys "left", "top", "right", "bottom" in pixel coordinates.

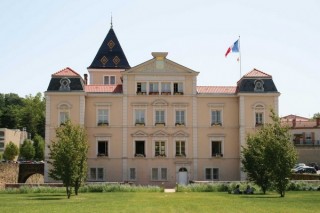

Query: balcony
[
  {"left": 175, "top": 123, "right": 185, "bottom": 127},
  {"left": 174, "top": 92, "right": 183, "bottom": 95},
  {"left": 97, "top": 122, "right": 109, "bottom": 127},
  {"left": 136, "top": 91, "right": 147, "bottom": 95},
  {"left": 155, "top": 122, "right": 165, "bottom": 127},
  {"left": 135, "top": 122, "right": 145, "bottom": 126},
  {"left": 149, "top": 92, "right": 159, "bottom": 95},
  {"left": 212, "top": 153, "right": 223, "bottom": 157},
  {"left": 293, "top": 139, "right": 320, "bottom": 147},
  {"left": 134, "top": 153, "right": 145, "bottom": 157},
  {"left": 161, "top": 92, "right": 171, "bottom": 95},
  {"left": 211, "top": 122, "right": 222, "bottom": 126}
]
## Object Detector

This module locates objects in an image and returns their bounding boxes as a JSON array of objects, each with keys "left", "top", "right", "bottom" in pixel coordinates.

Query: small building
[
  {"left": 0, "top": 128, "right": 28, "bottom": 160},
  {"left": 281, "top": 116, "right": 320, "bottom": 164}
]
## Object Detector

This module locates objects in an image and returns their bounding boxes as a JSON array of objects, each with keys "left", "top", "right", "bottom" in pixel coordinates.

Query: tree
[
  {"left": 242, "top": 110, "right": 297, "bottom": 197},
  {"left": 20, "top": 139, "right": 35, "bottom": 160},
  {"left": 312, "top": 112, "right": 320, "bottom": 119},
  {"left": 48, "top": 120, "right": 89, "bottom": 198},
  {"left": 3, "top": 141, "right": 19, "bottom": 161},
  {"left": 242, "top": 134, "right": 272, "bottom": 194},
  {"left": 33, "top": 134, "right": 45, "bottom": 160}
]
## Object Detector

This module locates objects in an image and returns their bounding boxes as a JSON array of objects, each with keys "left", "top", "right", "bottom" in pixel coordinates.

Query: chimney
[
  {"left": 84, "top": 74, "right": 88, "bottom": 85},
  {"left": 316, "top": 118, "right": 320, "bottom": 127},
  {"left": 292, "top": 118, "right": 296, "bottom": 128}
]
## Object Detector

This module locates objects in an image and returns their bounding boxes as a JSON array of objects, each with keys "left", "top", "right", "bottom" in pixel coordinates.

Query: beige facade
[
  {"left": 45, "top": 27, "right": 280, "bottom": 186},
  {"left": 0, "top": 128, "right": 27, "bottom": 160}
]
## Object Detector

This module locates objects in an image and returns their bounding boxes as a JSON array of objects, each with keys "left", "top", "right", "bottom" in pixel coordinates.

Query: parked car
[
  {"left": 295, "top": 166, "right": 317, "bottom": 174},
  {"left": 308, "top": 162, "right": 319, "bottom": 171},
  {"left": 291, "top": 163, "right": 306, "bottom": 172}
]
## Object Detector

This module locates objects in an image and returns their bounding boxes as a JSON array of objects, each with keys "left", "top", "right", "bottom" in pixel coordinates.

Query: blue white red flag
[{"left": 225, "top": 39, "right": 239, "bottom": 57}]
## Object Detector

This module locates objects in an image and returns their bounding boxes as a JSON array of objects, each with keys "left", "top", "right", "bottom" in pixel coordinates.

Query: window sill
[
  {"left": 134, "top": 154, "right": 146, "bottom": 157},
  {"left": 161, "top": 92, "right": 171, "bottom": 95},
  {"left": 135, "top": 123, "right": 145, "bottom": 126},
  {"left": 175, "top": 155, "right": 186, "bottom": 158},
  {"left": 174, "top": 92, "right": 184, "bottom": 95},
  {"left": 212, "top": 154, "right": 223, "bottom": 157},
  {"left": 211, "top": 123, "right": 222, "bottom": 127},
  {"left": 136, "top": 92, "right": 147, "bottom": 95},
  {"left": 155, "top": 155, "right": 166, "bottom": 158},
  {"left": 97, "top": 123, "right": 109, "bottom": 127},
  {"left": 149, "top": 92, "right": 159, "bottom": 95},
  {"left": 175, "top": 123, "right": 185, "bottom": 127},
  {"left": 155, "top": 123, "right": 165, "bottom": 126},
  {"left": 97, "top": 154, "right": 108, "bottom": 157}
]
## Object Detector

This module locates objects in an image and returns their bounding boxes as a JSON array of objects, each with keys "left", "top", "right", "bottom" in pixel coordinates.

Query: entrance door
[{"left": 178, "top": 167, "right": 188, "bottom": 185}]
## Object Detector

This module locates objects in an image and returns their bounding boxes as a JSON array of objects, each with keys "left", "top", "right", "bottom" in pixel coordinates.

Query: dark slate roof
[
  {"left": 47, "top": 67, "right": 84, "bottom": 92},
  {"left": 237, "top": 68, "right": 278, "bottom": 93},
  {"left": 88, "top": 27, "right": 130, "bottom": 69}
]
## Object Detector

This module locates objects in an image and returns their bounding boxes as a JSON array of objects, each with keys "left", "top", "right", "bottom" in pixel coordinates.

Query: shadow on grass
[
  {"left": 238, "top": 194, "right": 280, "bottom": 199},
  {"left": 27, "top": 194, "right": 67, "bottom": 200},
  {"left": 30, "top": 197, "right": 65, "bottom": 200}
]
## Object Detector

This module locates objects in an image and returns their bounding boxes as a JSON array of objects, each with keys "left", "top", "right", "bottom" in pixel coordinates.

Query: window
[
  {"left": 175, "top": 110, "right": 185, "bottom": 125},
  {"left": 155, "top": 110, "right": 165, "bottom": 125},
  {"left": 137, "top": 82, "right": 147, "bottom": 94},
  {"left": 129, "top": 168, "right": 136, "bottom": 180},
  {"left": 254, "top": 80, "right": 264, "bottom": 92},
  {"left": 211, "top": 141, "right": 222, "bottom": 157},
  {"left": 0, "top": 142, "right": 4, "bottom": 150},
  {"left": 254, "top": 104, "right": 265, "bottom": 126},
  {"left": 205, "top": 168, "right": 219, "bottom": 180},
  {"left": 104, "top": 76, "right": 116, "bottom": 85},
  {"left": 152, "top": 168, "right": 167, "bottom": 180},
  {"left": 305, "top": 132, "right": 312, "bottom": 144},
  {"left": 0, "top": 131, "right": 4, "bottom": 139},
  {"left": 155, "top": 141, "right": 166, "bottom": 157},
  {"left": 135, "top": 109, "right": 145, "bottom": 125},
  {"left": 211, "top": 110, "right": 222, "bottom": 125},
  {"left": 173, "top": 82, "right": 183, "bottom": 94},
  {"left": 97, "top": 109, "right": 109, "bottom": 126},
  {"left": 59, "top": 104, "right": 70, "bottom": 125},
  {"left": 161, "top": 82, "right": 171, "bottom": 94},
  {"left": 90, "top": 168, "right": 104, "bottom": 181},
  {"left": 97, "top": 140, "right": 108, "bottom": 156},
  {"left": 175, "top": 141, "right": 186, "bottom": 157},
  {"left": 149, "top": 82, "right": 159, "bottom": 94},
  {"left": 135, "top": 141, "right": 145, "bottom": 157},
  {"left": 255, "top": 112, "right": 263, "bottom": 125}
]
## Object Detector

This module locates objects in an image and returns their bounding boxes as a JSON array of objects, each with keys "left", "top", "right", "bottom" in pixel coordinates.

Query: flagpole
[{"left": 238, "top": 35, "right": 242, "bottom": 78}]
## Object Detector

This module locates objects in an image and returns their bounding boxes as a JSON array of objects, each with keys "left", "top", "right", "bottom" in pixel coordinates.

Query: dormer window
[
  {"left": 59, "top": 78, "right": 71, "bottom": 91},
  {"left": 104, "top": 76, "right": 116, "bottom": 85},
  {"left": 254, "top": 80, "right": 264, "bottom": 92}
]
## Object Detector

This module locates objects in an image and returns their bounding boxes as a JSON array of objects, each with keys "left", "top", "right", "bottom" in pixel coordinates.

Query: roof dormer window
[
  {"left": 59, "top": 78, "right": 71, "bottom": 91},
  {"left": 254, "top": 80, "right": 264, "bottom": 92}
]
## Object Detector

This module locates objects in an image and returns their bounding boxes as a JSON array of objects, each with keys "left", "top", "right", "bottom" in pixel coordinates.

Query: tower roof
[{"left": 88, "top": 27, "right": 130, "bottom": 69}]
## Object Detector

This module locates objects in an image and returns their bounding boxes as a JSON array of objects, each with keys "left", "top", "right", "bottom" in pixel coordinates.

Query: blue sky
[{"left": 0, "top": 0, "right": 319, "bottom": 118}]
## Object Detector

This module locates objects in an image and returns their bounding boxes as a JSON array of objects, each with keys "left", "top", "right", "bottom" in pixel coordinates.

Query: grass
[{"left": 1, "top": 191, "right": 320, "bottom": 213}]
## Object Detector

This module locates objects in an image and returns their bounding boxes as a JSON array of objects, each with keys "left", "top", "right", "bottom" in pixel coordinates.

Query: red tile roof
[
  {"left": 52, "top": 67, "right": 81, "bottom": 77},
  {"left": 281, "top": 114, "right": 310, "bottom": 122},
  {"left": 197, "top": 86, "right": 237, "bottom": 94},
  {"left": 244, "top": 68, "right": 271, "bottom": 78},
  {"left": 282, "top": 120, "right": 319, "bottom": 128},
  {"left": 85, "top": 85, "right": 122, "bottom": 93}
]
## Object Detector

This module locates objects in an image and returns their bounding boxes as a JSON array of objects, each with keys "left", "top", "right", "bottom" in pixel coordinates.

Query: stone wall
[{"left": 0, "top": 163, "right": 19, "bottom": 188}]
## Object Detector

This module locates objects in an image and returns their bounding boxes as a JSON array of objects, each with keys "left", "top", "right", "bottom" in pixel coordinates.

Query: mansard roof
[
  {"left": 237, "top": 68, "right": 278, "bottom": 93},
  {"left": 47, "top": 67, "right": 84, "bottom": 92},
  {"left": 85, "top": 85, "right": 122, "bottom": 93},
  {"left": 88, "top": 27, "right": 130, "bottom": 69},
  {"left": 197, "top": 86, "right": 237, "bottom": 94}
]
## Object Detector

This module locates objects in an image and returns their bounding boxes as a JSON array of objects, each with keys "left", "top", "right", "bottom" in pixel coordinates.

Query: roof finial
[{"left": 110, "top": 13, "right": 113, "bottom": 29}]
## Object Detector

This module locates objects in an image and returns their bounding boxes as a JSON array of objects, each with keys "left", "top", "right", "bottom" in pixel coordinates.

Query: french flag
[{"left": 225, "top": 39, "right": 239, "bottom": 57}]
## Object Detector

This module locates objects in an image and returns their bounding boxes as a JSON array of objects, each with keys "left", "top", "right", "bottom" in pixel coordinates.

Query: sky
[{"left": 0, "top": 0, "right": 319, "bottom": 118}]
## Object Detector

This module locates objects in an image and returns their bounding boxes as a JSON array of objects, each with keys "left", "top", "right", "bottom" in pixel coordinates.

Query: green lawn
[{"left": 1, "top": 191, "right": 319, "bottom": 213}]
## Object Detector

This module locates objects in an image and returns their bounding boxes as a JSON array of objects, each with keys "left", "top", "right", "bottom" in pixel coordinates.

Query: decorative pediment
[
  {"left": 172, "top": 130, "right": 189, "bottom": 137},
  {"left": 125, "top": 53, "right": 199, "bottom": 75},
  {"left": 150, "top": 130, "right": 170, "bottom": 137},
  {"left": 131, "top": 130, "right": 148, "bottom": 137},
  {"left": 152, "top": 99, "right": 169, "bottom": 106}
]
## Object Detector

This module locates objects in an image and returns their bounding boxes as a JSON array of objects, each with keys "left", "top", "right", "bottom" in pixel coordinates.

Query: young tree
[
  {"left": 48, "top": 120, "right": 89, "bottom": 199},
  {"left": 242, "top": 110, "right": 297, "bottom": 197},
  {"left": 242, "top": 134, "right": 272, "bottom": 194},
  {"left": 33, "top": 134, "right": 45, "bottom": 160},
  {"left": 20, "top": 139, "right": 35, "bottom": 160},
  {"left": 3, "top": 141, "right": 19, "bottom": 161}
]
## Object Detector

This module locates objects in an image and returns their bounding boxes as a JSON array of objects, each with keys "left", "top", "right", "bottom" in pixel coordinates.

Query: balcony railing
[{"left": 293, "top": 139, "right": 320, "bottom": 146}]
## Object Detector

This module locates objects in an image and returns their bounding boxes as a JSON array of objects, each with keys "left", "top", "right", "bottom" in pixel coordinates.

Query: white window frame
[
  {"left": 211, "top": 110, "right": 222, "bottom": 126},
  {"left": 205, "top": 168, "right": 219, "bottom": 180},
  {"left": 254, "top": 104, "right": 265, "bottom": 126},
  {"left": 104, "top": 75, "right": 116, "bottom": 85},
  {"left": 97, "top": 108, "right": 109, "bottom": 126},
  {"left": 96, "top": 136, "right": 110, "bottom": 157},
  {"left": 175, "top": 109, "right": 186, "bottom": 125},
  {"left": 209, "top": 136, "right": 224, "bottom": 157},
  {"left": 154, "top": 109, "right": 166, "bottom": 125},
  {"left": 134, "top": 109, "right": 146, "bottom": 125},
  {"left": 58, "top": 103, "right": 71, "bottom": 125},
  {"left": 173, "top": 82, "right": 183, "bottom": 94},
  {"left": 89, "top": 167, "right": 104, "bottom": 181},
  {"left": 136, "top": 82, "right": 147, "bottom": 94},
  {"left": 175, "top": 140, "right": 186, "bottom": 157},
  {"left": 149, "top": 82, "right": 159, "bottom": 94},
  {"left": 154, "top": 140, "right": 166, "bottom": 157},
  {"left": 151, "top": 168, "right": 167, "bottom": 181},
  {"left": 161, "top": 82, "right": 171, "bottom": 94}
]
